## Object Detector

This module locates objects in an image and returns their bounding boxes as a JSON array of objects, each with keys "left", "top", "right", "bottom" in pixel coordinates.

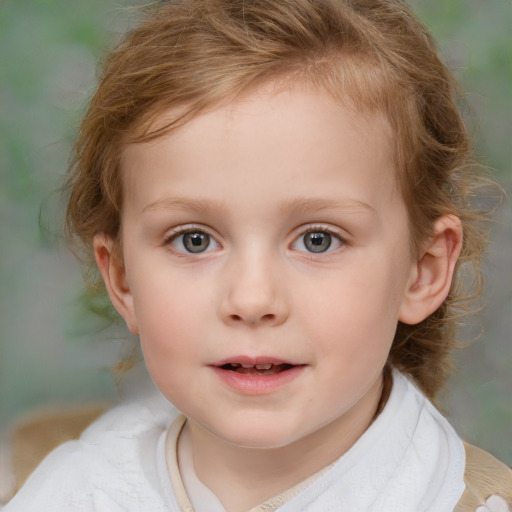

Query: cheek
[
  {"left": 132, "top": 276, "right": 209, "bottom": 361},
  {"left": 134, "top": 282, "right": 207, "bottom": 407},
  {"left": 297, "top": 264, "right": 403, "bottom": 356}
]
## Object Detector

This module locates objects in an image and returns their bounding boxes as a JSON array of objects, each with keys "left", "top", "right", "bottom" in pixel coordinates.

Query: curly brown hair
[{"left": 65, "top": 0, "right": 496, "bottom": 399}]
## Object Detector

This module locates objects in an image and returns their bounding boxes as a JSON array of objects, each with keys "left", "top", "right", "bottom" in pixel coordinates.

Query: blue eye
[
  {"left": 292, "top": 230, "right": 343, "bottom": 254},
  {"left": 169, "top": 230, "right": 218, "bottom": 254}
]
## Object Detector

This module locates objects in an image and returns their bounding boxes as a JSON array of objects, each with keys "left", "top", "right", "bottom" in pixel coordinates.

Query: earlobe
[
  {"left": 93, "top": 234, "right": 139, "bottom": 335},
  {"left": 398, "top": 215, "right": 462, "bottom": 325}
]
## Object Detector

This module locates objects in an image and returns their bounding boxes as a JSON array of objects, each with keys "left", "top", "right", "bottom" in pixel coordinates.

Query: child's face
[{"left": 115, "top": 84, "right": 418, "bottom": 450}]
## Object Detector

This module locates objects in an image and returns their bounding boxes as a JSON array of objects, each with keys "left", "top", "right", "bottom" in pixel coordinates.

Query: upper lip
[{"left": 210, "top": 355, "right": 299, "bottom": 367}]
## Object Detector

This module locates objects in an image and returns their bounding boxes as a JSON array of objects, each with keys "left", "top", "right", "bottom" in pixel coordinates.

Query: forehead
[{"left": 120, "top": 84, "right": 399, "bottom": 217}]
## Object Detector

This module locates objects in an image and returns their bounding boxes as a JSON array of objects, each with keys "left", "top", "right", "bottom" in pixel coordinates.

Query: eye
[
  {"left": 168, "top": 229, "right": 219, "bottom": 254},
  {"left": 292, "top": 229, "right": 343, "bottom": 254}
]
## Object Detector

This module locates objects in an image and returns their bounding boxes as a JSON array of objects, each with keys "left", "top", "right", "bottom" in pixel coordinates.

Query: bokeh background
[{"left": 1, "top": 0, "right": 511, "bottom": 475}]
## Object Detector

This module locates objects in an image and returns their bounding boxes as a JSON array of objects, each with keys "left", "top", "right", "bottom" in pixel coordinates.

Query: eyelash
[{"left": 163, "top": 225, "right": 346, "bottom": 256}]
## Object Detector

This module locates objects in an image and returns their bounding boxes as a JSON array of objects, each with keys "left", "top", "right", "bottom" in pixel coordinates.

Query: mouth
[
  {"left": 218, "top": 362, "right": 295, "bottom": 375},
  {"left": 210, "top": 357, "right": 305, "bottom": 394}
]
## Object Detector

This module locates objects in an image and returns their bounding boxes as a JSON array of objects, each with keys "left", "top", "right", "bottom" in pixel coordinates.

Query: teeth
[
  {"left": 223, "top": 362, "right": 280, "bottom": 370},
  {"left": 255, "top": 364, "right": 272, "bottom": 370},
  {"left": 236, "top": 363, "right": 273, "bottom": 370}
]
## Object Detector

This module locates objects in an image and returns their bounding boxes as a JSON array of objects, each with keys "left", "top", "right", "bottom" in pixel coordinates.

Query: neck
[{"left": 182, "top": 375, "right": 384, "bottom": 512}]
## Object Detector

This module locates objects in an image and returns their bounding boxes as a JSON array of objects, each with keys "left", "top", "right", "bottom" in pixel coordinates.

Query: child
[{"left": 5, "top": 0, "right": 511, "bottom": 510}]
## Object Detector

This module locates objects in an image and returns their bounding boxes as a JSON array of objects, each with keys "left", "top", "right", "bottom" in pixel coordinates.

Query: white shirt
[{"left": 4, "top": 370, "right": 466, "bottom": 512}]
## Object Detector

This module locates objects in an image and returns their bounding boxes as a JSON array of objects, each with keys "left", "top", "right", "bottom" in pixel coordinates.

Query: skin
[{"left": 95, "top": 83, "right": 462, "bottom": 512}]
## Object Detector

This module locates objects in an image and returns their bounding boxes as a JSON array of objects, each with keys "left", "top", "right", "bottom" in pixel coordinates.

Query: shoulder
[
  {"left": 3, "top": 440, "right": 106, "bottom": 511},
  {"left": 454, "top": 443, "right": 512, "bottom": 512},
  {"left": 4, "top": 387, "right": 179, "bottom": 511}
]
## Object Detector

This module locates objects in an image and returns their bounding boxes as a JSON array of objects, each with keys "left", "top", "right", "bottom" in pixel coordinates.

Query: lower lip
[{"left": 211, "top": 365, "right": 305, "bottom": 395}]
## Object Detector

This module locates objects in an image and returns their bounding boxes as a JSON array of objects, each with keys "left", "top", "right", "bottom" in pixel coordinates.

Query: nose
[{"left": 218, "top": 251, "right": 289, "bottom": 327}]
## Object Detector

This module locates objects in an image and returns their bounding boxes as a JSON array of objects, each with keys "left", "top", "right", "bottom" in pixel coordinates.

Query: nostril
[{"left": 228, "top": 313, "right": 276, "bottom": 323}]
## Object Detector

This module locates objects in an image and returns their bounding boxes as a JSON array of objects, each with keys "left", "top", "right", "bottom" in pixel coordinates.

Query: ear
[
  {"left": 94, "top": 234, "right": 139, "bottom": 335},
  {"left": 398, "top": 215, "right": 462, "bottom": 325}
]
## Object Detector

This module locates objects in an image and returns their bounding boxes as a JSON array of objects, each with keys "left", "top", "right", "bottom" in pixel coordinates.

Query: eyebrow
[
  {"left": 142, "top": 196, "right": 375, "bottom": 215},
  {"left": 279, "top": 197, "right": 376, "bottom": 216},
  {"left": 143, "top": 197, "right": 228, "bottom": 214}
]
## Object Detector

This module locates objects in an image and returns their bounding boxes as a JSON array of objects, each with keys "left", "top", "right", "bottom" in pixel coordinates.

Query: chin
[{"left": 210, "top": 419, "right": 305, "bottom": 450}]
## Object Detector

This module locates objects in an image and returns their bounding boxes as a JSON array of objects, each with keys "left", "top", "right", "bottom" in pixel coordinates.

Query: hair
[{"left": 65, "top": 0, "right": 496, "bottom": 399}]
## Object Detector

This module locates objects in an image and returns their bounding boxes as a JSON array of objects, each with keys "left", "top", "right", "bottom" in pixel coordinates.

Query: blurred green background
[{"left": 1, "top": 0, "right": 511, "bottom": 466}]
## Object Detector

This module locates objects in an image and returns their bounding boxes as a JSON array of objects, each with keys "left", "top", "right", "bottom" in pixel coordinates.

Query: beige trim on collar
[
  {"left": 164, "top": 414, "right": 332, "bottom": 512},
  {"left": 165, "top": 414, "right": 195, "bottom": 512}
]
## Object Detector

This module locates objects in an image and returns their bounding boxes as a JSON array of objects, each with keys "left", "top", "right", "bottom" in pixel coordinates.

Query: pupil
[
  {"left": 184, "top": 232, "right": 209, "bottom": 253},
  {"left": 304, "top": 232, "right": 331, "bottom": 253}
]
